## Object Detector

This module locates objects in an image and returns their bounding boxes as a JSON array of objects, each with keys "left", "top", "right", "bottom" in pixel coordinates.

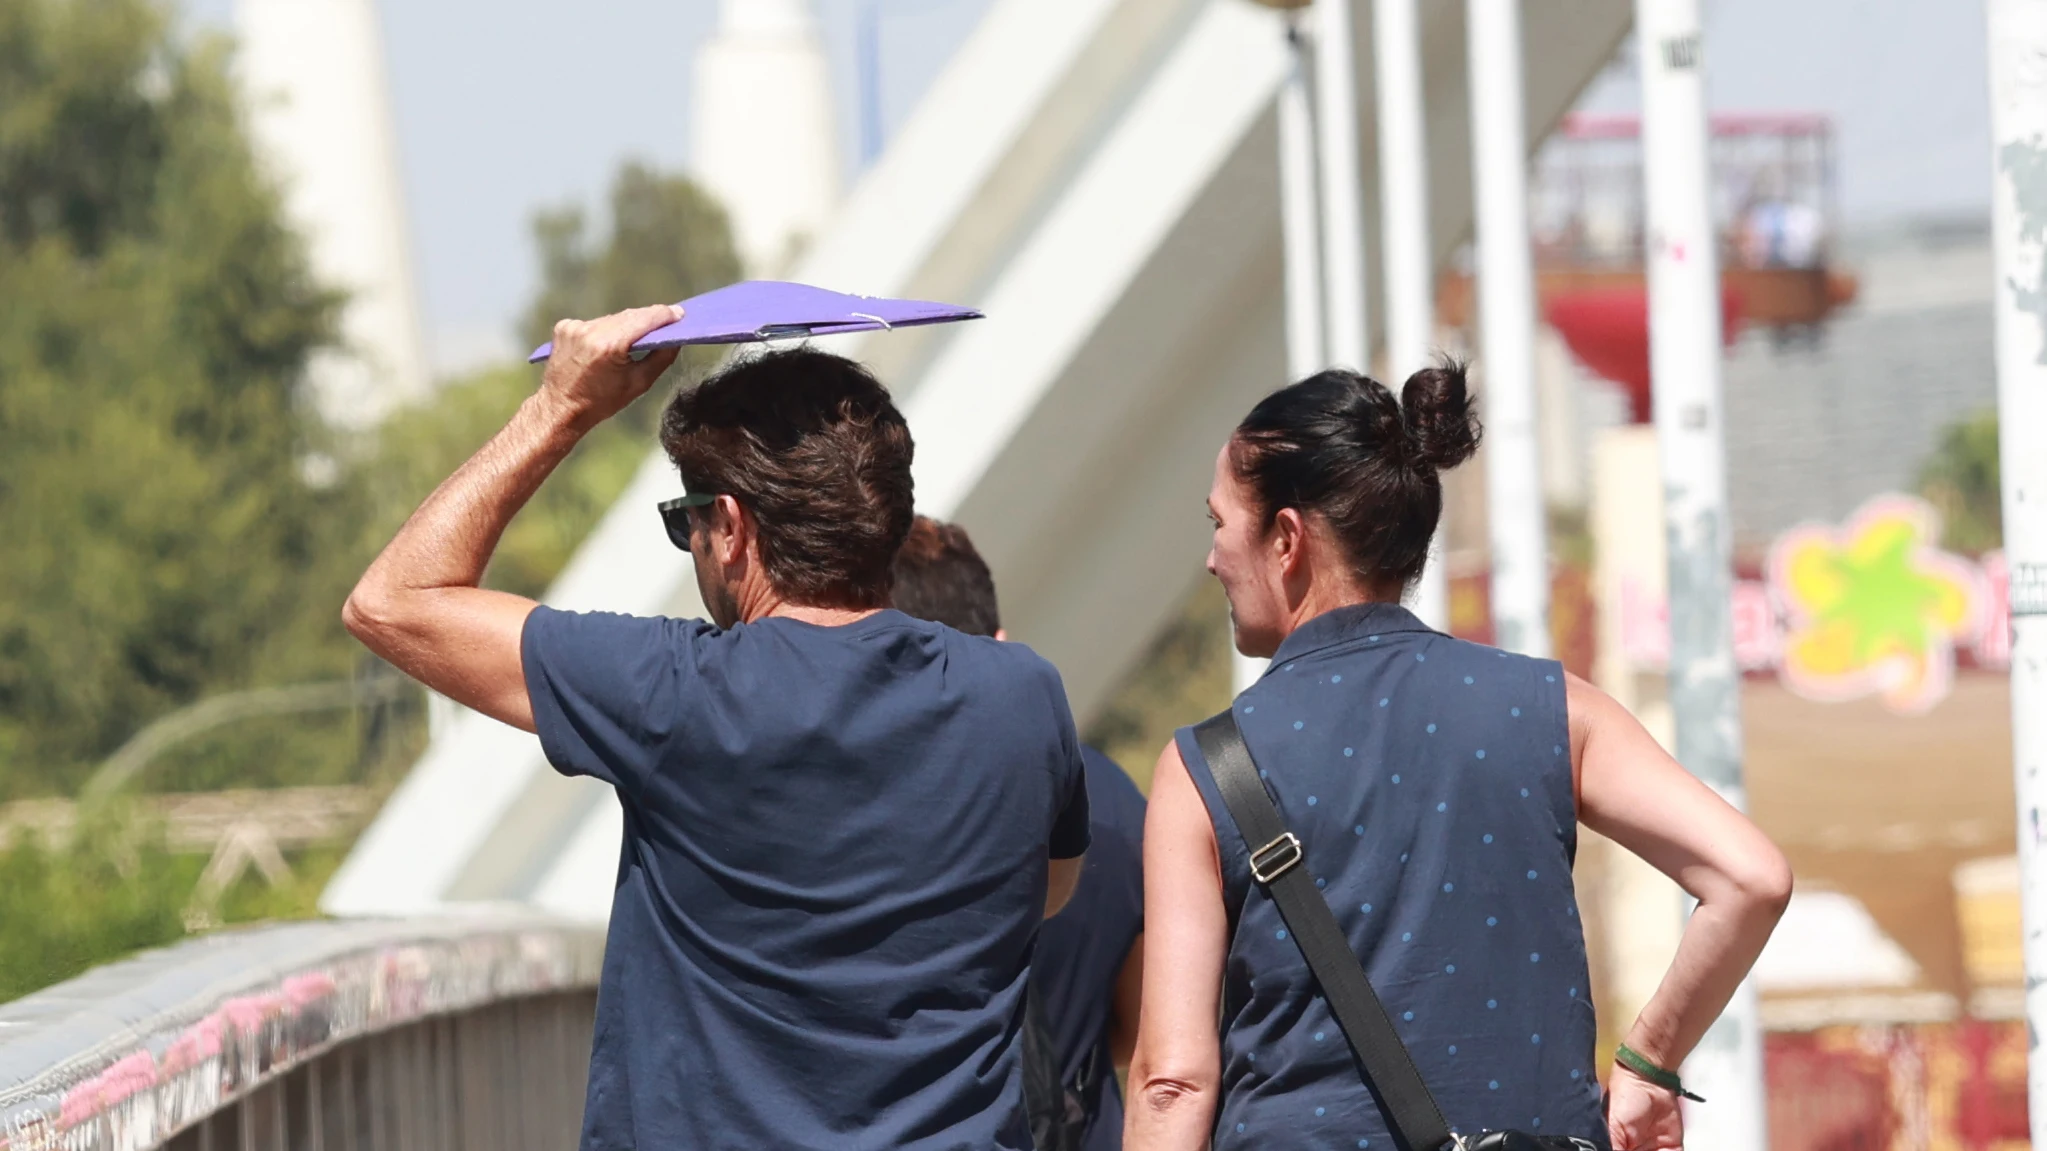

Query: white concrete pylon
[
  {"left": 693, "top": 0, "right": 843, "bottom": 275},
  {"left": 236, "top": 0, "right": 429, "bottom": 431},
  {"left": 1635, "top": 0, "right": 1769, "bottom": 1140},
  {"left": 1371, "top": 0, "right": 1447, "bottom": 632},
  {"left": 1984, "top": 0, "right": 2047, "bottom": 1136},
  {"left": 1465, "top": 0, "right": 1550, "bottom": 658}
]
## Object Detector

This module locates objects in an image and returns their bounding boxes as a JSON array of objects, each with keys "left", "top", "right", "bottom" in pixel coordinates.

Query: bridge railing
[{"left": 0, "top": 914, "right": 603, "bottom": 1151}]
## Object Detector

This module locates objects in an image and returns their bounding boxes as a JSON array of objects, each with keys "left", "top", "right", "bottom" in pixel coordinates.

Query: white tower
[
  {"left": 237, "top": 0, "right": 430, "bottom": 431},
  {"left": 692, "top": 0, "right": 843, "bottom": 275}
]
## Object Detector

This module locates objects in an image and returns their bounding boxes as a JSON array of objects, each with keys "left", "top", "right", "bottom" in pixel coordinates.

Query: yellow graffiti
[{"left": 1768, "top": 496, "right": 1987, "bottom": 714}]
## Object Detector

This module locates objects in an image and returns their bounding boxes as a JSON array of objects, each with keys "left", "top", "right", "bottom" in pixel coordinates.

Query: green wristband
[{"left": 1615, "top": 1044, "right": 1706, "bottom": 1103}]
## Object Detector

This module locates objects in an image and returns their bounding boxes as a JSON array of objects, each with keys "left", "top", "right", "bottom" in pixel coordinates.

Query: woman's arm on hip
[{"left": 1569, "top": 672, "right": 1792, "bottom": 1147}]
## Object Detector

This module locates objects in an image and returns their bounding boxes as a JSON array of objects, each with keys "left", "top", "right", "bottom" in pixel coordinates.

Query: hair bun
[{"left": 1400, "top": 358, "right": 1482, "bottom": 472}]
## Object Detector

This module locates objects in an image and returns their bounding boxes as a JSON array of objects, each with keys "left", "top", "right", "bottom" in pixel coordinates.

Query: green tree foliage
[
  {"left": 0, "top": 0, "right": 360, "bottom": 796},
  {"left": 521, "top": 160, "right": 741, "bottom": 356},
  {"left": 378, "top": 162, "right": 741, "bottom": 598},
  {"left": 0, "top": 0, "right": 741, "bottom": 997},
  {"left": 1917, "top": 409, "right": 2002, "bottom": 554}
]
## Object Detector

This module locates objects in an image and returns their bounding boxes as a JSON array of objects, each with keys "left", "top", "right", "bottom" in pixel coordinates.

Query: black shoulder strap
[{"left": 1193, "top": 710, "right": 1457, "bottom": 1151}]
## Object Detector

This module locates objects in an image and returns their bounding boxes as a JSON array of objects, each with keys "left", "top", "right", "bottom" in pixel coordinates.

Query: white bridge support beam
[{"left": 325, "top": 0, "right": 1633, "bottom": 923}]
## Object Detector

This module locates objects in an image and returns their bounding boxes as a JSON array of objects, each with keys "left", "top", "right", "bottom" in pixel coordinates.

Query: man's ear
[{"left": 711, "top": 494, "right": 751, "bottom": 568}]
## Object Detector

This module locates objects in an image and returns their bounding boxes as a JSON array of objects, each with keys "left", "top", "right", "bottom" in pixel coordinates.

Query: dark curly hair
[
  {"left": 659, "top": 347, "right": 915, "bottom": 609},
  {"left": 1228, "top": 360, "right": 1483, "bottom": 590},
  {"left": 891, "top": 516, "right": 1001, "bottom": 638}
]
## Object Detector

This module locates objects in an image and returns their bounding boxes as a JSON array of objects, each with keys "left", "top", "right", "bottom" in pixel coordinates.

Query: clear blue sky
[{"left": 174, "top": 0, "right": 1990, "bottom": 377}]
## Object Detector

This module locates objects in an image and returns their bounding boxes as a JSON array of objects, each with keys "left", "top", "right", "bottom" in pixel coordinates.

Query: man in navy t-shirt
[
  {"left": 892, "top": 517, "right": 1145, "bottom": 1151},
  {"left": 342, "top": 307, "right": 1090, "bottom": 1150}
]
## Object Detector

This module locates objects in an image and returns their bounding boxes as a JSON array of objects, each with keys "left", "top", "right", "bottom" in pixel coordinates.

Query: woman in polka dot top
[{"left": 1125, "top": 366, "right": 1791, "bottom": 1151}]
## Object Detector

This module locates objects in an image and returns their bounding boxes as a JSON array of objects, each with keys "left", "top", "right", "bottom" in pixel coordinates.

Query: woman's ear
[{"left": 1271, "top": 507, "right": 1309, "bottom": 577}]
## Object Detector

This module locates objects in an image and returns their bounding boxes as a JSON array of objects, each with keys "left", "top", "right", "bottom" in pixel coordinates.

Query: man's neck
[{"left": 759, "top": 603, "right": 885, "bottom": 628}]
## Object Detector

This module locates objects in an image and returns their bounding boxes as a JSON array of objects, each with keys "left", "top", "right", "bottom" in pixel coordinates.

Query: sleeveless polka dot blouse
[{"left": 1175, "top": 603, "right": 1608, "bottom": 1148}]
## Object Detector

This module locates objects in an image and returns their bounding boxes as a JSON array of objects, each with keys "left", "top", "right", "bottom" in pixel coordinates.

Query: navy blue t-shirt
[
  {"left": 1031, "top": 747, "right": 1145, "bottom": 1151},
  {"left": 522, "top": 606, "right": 1092, "bottom": 1151}
]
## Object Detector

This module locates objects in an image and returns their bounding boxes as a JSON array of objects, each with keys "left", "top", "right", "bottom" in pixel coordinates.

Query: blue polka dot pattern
[
  {"left": 1379, "top": 698, "right": 1390, "bottom": 708},
  {"left": 1448, "top": 1045, "right": 1458, "bottom": 1055},
  {"left": 1175, "top": 604, "right": 1595, "bottom": 1146},
  {"left": 1308, "top": 795, "right": 1319, "bottom": 806},
  {"left": 1294, "top": 720, "right": 1305, "bottom": 730},
  {"left": 1476, "top": 749, "right": 1487, "bottom": 760},
  {"left": 1314, "top": 1031, "right": 1326, "bottom": 1042},
  {"left": 1316, "top": 1106, "right": 1327, "bottom": 1117},
  {"left": 1392, "top": 774, "right": 1402, "bottom": 784},
  {"left": 1464, "top": 676, "right": 1475, "bottom": 685}
]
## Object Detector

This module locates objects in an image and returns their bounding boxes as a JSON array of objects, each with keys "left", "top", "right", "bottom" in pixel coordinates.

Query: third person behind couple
[{"left": 892, "top": 516, "right": 1145, "bottom": 1151}]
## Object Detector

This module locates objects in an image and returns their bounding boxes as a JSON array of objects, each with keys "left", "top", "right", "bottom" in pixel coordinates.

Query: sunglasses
[{"left": 657, "top": 491, "right": 718, "bottom": 553}]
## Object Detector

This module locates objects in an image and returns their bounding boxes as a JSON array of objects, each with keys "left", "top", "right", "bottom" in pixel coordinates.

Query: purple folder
[{"left": 526, "top": 280, "right": 983, "bottom": 363}]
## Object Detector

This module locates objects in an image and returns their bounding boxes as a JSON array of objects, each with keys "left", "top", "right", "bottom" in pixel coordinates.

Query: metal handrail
[{"left": 0, "top": 913, "right": 603, "bottom": 1150}]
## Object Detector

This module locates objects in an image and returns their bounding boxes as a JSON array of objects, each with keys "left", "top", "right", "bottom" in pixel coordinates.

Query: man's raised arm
[{"left": 341, "top": 306, "right": 682, "bottom": 732}]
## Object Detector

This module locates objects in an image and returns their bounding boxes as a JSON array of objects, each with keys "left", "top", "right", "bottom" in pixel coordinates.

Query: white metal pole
[
  {"left": 1280, "top": 20, "right": 1327, "bottom": 386},
  {"left": 1636, "top": 0, "right": 1769, "bottom": 1142},
  {"left": 1371, "top": 0, "right": 1447, "bottom": 630},
  {"left": 1240, "top": 15, "right": 1329, "bottom": 695},
  {"left": 1985, "top": 0, "right": 2047, "bottom": 1138},
  {"left": 1466, "top": 0, "right": 1549, "bottom": 658},
  {"left": 1314, "top": 0, "right": 1372, "bottom": 374}
]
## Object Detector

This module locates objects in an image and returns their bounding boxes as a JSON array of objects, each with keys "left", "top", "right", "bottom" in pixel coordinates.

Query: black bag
[
  {"left": 1193, "top": 711, "right": 1602, "bottom": 1151},
  {"left": 1020, "top": 985, "right": 1091, "bottom": 1151}
]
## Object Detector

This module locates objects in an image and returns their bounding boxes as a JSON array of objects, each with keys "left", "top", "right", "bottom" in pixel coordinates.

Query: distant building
[
  {"left": 691, "top": 0, "right": 843, "bottom": 275},
  {"left": 1721, "top": 216, "right": 1996, "bottom": 553},
  {"left": 236, "top": 0, "right": 430, "bottom": 431}
]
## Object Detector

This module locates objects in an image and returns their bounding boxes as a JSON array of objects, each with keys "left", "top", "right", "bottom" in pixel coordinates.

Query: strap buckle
[{"left": 1249, "top": 832, "right": 1304, "bottom": 884}]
